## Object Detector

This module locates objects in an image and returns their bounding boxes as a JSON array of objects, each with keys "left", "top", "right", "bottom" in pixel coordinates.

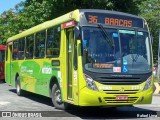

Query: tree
[
  {"left": 139, "top": 0, "right": 160, "bottom": 63},
  {"left": 24, "top": 0, "right": 142, "bottom": 20},
  {"left": 0, "top": 10, "right": 19, "bottom": 44},
  {"left": 0, "top": 0, "right": 151, "bottom": 44}
]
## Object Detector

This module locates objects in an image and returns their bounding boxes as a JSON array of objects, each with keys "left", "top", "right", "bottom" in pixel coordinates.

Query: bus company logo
[
  {"left": 27, "top": 70, "right": 33, "bottom": 74},
  {"left": 42, "top": 66, "right": 52, "bottom": 74}
]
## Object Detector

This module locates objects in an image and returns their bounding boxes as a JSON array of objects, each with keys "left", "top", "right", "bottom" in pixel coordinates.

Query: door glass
[{"left": 66, "top": 29, "right": 74, "bottom": 99}]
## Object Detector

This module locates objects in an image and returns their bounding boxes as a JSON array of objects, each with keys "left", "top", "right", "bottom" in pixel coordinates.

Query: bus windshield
[{"left": 82, "top": 27, "right": 152, "bottom": 74}]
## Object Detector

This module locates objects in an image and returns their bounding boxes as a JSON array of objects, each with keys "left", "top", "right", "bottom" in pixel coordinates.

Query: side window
[
  {"left": 18, "top": 38, "right": 25, "bottom": 59},
  {"left": 35, "top": 31, "right": 46, "bottom": 58},
  {"left": 26, "top": 35, "right": 34, "bottom": 59},
  {"left": 13, "top": 40, "right": 18, "bottom": 60},
  {"left": 46, "top": 26, "right": 61, "bottom": 57}
]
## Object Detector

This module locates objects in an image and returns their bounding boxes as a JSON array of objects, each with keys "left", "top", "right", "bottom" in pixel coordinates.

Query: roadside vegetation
[{"left": 0, "top": 0, "right": 159, "bottom": 64}]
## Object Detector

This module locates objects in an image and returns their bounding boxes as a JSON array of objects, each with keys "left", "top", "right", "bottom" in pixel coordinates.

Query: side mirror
[{"left": 74, "top": 26, "right": 81, "bottom": 40}]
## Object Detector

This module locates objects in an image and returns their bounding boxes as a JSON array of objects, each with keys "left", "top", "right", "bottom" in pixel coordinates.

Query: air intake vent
[
  {"left": 95, "top": 77, "right": 141, "bottom": 85},
  {"left": 103, "top": 89, "right": 139, "bottom": 94}
]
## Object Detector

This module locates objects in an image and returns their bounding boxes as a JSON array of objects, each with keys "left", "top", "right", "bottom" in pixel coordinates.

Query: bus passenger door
[{"left": 66, "top": 28, "right": 74, "bottom": 100}]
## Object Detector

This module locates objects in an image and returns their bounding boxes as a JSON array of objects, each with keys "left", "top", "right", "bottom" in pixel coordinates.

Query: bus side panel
[
  {"left": 11, "top": 61, "right": 19, "bottom": 87},
  {"left": 20, "top": 60, "right": 39, "bottom": 93},
  {"left": 28, "top": 59, "right": 55, "bottom": 97},
  {"left": 39, "top": 59, "right": 61, "bottom": 97},
  {"left": 5, "top": 63, "right": 11, "bottom": 84},
  {"left": 5, "top": 46, "right": 11, "bottom": 85},
  {"left": 19, "top": 59, "right": 60, "bottom": 97}
]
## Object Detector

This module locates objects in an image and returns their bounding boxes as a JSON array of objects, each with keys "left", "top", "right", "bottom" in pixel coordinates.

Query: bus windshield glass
[{"left": 82, "top": 27, "right": 152, "bottom": 74}]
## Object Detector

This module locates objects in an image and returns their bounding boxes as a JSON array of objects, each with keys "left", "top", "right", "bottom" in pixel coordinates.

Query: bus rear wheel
[{"left": 16, "top": 76, "right": 23, "bottom": 96}]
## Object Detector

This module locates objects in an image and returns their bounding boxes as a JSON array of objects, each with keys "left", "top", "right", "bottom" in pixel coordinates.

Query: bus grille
[
  {"left": 104, "top": 97, "right": 138, "bottom": 104},
  {"left": 103, "top": 90, "right": 140, "bottom": 94},
  {"left": 96, "top": 77, "right": 141, "bottom": 85}
]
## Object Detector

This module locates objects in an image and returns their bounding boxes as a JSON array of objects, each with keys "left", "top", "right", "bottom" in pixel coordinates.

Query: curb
[{"left": 153, "top": 82, "right": 160, "bottom": 95}]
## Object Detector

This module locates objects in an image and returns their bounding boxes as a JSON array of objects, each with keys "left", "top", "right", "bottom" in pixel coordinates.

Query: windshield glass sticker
[
  {"left": 93, "top": 63, "right": 113, "bottom": 68},
  {"left": 119, "top": 30, "right": 135, "bottom": 34},
  {"left": 123, "top": 58, "right": 128, "bottom": 65},
  {"left": 122, "top": 65, "right": 128, "bottom": 73},
  {"left": 113, "top": 33, "right": 118, "bottom": 38},
  {"left": 138, "top": 32, "right": 143, "bottom": 35},
  {"left": 83, "top": 39, "right": 88, "bottom": 48},
  {"left": 113, "top": 67, "right": 121, "bottom": 73}
]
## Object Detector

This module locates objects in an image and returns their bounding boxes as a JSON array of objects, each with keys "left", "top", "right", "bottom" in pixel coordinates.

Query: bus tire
[
  {"left": 51, "top": 84, "right": 74, "bottom": 110},
  {"left": 16, "top": 76, "right": 23, "bottom": 96},
  {"left": 51, "top": 84, "right": 69, "bottom": 110}
]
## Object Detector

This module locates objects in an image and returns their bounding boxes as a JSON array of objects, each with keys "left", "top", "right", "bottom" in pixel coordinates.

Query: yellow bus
[{"left": 5, "top": 9, "right": 153, "bottom": 109}]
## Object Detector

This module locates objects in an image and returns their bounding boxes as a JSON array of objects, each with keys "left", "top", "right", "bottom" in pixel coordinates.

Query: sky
[{"left": 0, "top": 0, "right": 25, "bottom": 14}]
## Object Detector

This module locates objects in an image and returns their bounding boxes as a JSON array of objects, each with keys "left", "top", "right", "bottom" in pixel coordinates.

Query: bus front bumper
[{"left": 78, "top": 87, "right": 153, "bottom": 106}]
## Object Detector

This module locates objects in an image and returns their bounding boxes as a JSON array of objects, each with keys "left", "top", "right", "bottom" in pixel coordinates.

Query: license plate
[{"left": 116, "top": 95, "right": 128, "bottom": 100}]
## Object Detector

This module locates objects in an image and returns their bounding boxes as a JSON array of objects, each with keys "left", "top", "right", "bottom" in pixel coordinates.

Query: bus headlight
[
  {"left": 84, "top": 74, "right": 98, "bottom": 91},
  {"left": 143, "top": 76, "right": 152, "bottom": 90}
]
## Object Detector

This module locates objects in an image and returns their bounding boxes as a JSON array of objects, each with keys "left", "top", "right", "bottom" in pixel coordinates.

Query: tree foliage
[
  {"left": 139, "top": 0, "right": 160, "bottom": 63},
  {"left": 0, "top": 0, "right": 159, "bottom": 62}
]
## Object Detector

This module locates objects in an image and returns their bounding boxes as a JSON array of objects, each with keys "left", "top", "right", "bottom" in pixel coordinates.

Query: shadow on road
[
  {"left": 9, "top": 89, "right": 53, "bottom": 107},
  {"left": 65, "top": 107, "right": 157, "bottom": 119},
  {"left": 0, "top": 80, "right": 5, "bottom": 84},
  {"left": 8, "top": 88, "right": 158, "bottom": 119}
]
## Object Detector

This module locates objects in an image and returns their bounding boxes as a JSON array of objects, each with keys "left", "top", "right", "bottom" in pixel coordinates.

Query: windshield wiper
[{"left": 98, "top": 24, "right": 115, "bottom": 49}]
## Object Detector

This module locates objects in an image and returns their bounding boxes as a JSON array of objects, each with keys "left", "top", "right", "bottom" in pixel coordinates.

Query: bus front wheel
[
  {"left": 51, "top": 84, "right": 72, "bottom": 110},
  {"left": 51, "top": 84, "right": 70, "bottom": 110}
]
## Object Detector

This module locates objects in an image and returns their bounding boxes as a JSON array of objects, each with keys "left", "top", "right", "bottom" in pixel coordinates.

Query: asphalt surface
[{"left": 0, "top": 81, "right": 160, "bottom": 120}]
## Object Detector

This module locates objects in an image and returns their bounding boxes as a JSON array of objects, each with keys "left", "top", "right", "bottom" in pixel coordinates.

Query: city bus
[
  {"left": 5, "top": 9, "right": 153, "bottom": 109},
  {"left": 0, "top": 45, "right": 6, "bottom": 81}
]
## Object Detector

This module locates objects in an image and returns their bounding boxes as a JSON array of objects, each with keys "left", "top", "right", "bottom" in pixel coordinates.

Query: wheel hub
[{"left": 55, "top": 89, "right": 62, "bottom": 104}]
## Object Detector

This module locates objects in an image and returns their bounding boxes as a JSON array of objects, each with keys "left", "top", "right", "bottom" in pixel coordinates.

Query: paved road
[{"left": 0, "top": 82, "right": 160, "bottom": 119}]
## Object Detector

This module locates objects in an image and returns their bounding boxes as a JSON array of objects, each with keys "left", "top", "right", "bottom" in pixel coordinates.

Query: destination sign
[{"left": 85, "top": 12, "right": 144, "bottom": 28}]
